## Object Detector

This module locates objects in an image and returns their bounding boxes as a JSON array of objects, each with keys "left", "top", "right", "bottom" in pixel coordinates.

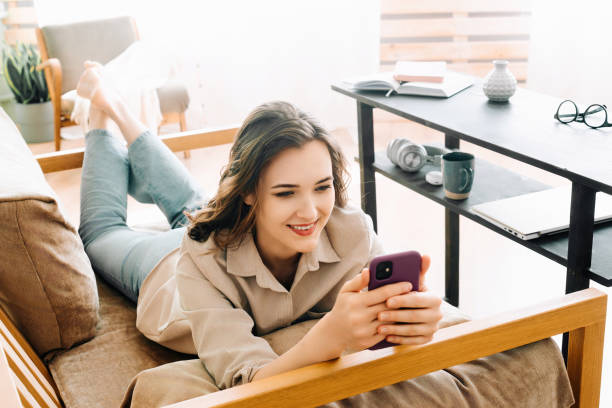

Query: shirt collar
[{"left": 226, "top": 229, "right": 340, "bottom": 292}]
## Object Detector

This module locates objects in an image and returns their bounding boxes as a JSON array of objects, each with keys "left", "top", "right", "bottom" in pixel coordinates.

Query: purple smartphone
[{"left": 368, "top": 250, "right": 421, "bottom": 350}]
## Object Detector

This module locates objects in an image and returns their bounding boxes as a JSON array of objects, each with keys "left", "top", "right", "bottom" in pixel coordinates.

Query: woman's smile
[{"left": 287, "top": 220, "right": 318, "bottom": 236}]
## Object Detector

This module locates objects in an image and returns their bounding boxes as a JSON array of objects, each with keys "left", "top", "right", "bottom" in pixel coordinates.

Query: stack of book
[{"left": 343, "top": 61, "right": 473, "bottom": 98}]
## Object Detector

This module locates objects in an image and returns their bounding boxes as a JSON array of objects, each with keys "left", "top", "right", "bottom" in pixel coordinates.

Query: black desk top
[{"left": 332, "top": 82, "right": 612, "bottom": 195}]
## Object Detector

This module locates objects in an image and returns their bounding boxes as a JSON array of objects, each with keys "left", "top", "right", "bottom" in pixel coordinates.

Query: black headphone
[{"left": 387, "top": 138, "right": 450, "bottom": 173}]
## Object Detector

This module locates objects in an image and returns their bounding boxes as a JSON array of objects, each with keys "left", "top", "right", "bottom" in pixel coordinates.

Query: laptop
[{"left": 471, "top": 186, "right": 612, "bottom": 240}]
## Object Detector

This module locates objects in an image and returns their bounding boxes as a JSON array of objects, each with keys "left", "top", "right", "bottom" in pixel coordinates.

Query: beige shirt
[{"left": 136, "top": 204, "right": 383, "bottom": 389}]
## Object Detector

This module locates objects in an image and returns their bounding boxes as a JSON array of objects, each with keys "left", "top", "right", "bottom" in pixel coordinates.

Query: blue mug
[{"left": 442, "top": 152, "right": 475, "bottom": 200}]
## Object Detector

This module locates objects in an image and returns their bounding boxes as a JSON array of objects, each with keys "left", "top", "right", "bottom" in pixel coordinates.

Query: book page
[
  {"left": 342, "top": 72, "right": 399, "bottom": 91},
  {"left": 397, "top": 72, "right": 473, "bottom": 97}
]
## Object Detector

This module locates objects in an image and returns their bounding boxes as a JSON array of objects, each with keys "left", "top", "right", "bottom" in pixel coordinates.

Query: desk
[{"left": 332, "top": 81, "right": 612, "bottom": 356}]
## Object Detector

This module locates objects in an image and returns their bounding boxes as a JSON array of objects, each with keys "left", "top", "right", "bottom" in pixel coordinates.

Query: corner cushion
[
  {"left": 49, "top": 279, "right": 188, "bottom": 408},
  {"left": 0, "top": 107, "right": 98, "bottom": 356}
]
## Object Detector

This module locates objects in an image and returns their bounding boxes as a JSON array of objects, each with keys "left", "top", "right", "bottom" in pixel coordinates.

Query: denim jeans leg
[
  {"left": 78, "top": 129, "right": 184, "bottom": 301},
  {"left": 79, "top": 129, "right": 130, "bottom": 247},
  {"left": 128, "top": 130, "right": 206, "bottom": 229},
  {"left": 85, "top": 227, "right": 185, "bottom": 302}
]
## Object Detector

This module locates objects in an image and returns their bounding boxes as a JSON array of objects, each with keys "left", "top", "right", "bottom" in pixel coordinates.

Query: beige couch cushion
[
  {"left": 49, "top": 279, "right": 188, "bottom": 408},
  {"left": 0, "top": 107, "right": 98, "bottom": 356}
]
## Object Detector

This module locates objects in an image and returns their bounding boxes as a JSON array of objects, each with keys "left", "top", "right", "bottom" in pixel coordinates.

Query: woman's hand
[
  {"left": 301, "top": 268, "right": 412, "bottom": 361},
  {"left": 376, "top": 255, "right": 443, "bottom": 345}
]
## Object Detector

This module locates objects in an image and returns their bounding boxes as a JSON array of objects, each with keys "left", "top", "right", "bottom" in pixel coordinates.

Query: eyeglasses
[{"left": 554, "top": 99, "right": 612, "bottom": 129}]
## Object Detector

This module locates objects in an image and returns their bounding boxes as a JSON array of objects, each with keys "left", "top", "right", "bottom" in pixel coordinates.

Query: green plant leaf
[
  {"left": 1, "top": 42, "right": 50, "bottom": 104},
  {"left": 4, "top": 56, "right": 25, "bottom": 103}
]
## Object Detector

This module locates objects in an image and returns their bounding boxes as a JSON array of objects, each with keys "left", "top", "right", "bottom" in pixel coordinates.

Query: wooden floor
[{"left": 32, "top": 120, "right": 611, "bottom": 405}]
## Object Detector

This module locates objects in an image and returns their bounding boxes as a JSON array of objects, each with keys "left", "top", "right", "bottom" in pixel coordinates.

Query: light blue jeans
[{"left": 79, "top": 129, "right": 205, "bottom": 303}]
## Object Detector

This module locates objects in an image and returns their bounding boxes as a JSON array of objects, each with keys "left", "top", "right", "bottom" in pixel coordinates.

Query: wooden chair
[
  {"left": 1, "top": 128, "right": 607, "bottom": 408},
  {"left": 35, "top": 16, "right": 191, "bottom": 158}
]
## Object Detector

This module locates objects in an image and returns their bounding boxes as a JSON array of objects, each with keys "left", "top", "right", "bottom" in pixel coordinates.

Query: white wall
[
  {"left": 35, "top": 0, "right": 379, "bottom": 130},
  {"left": 527, "top": 0, "right": 612, "bottom": 105}
]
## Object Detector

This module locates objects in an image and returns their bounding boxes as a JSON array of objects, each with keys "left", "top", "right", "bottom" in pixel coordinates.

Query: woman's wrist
[
  {"left": 252, "top": 320, "right": 339, "bottom": 383},
  {"left": 298, "top": 315, "right": 344, "bottom": 362}
]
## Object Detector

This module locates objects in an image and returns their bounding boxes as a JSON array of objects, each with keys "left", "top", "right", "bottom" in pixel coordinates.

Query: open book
[{"left": 343, "top": 71, "right": 474, "bottom": 98}]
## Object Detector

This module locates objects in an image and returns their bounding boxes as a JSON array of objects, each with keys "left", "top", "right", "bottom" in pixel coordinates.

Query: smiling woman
[{"left": 187, "top": 101, "right": 348, "bottom": 257}]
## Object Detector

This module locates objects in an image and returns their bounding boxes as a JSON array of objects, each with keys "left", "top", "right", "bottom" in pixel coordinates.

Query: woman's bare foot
[
  {"left": 76, "top": 61, "right": 124, "bottom": 119},
  {"left": 76, "top": 60, "right": 147, "bottom": 146}
]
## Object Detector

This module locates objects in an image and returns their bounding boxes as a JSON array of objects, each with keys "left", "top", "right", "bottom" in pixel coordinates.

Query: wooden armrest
[
  {"left": 1, "top": 305, "right": 62, "bottom": 407},
  {"left": 164, "top": 288, "right": 607, "bottom": 408},
  {"left": 35, "top": 125, "right": 239, "bottom": 173},
  {"left": 36, "top": 58, "right": 61, "bottom": 75},
  {"left": 0, "top": 349, "right": 20, "bottom": 408},
  {"left": 35, "top": 57, "right": 62, "bottom": 108}
]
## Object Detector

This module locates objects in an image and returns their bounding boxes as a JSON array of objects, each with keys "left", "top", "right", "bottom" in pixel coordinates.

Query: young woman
[{"left": 76, "top": 62, "right": 442, "bottom": 402}]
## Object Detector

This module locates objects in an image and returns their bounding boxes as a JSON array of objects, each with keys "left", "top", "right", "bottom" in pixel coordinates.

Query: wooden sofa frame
[{"left": 0, "top": 127, "right": 607, "bottom": 407}]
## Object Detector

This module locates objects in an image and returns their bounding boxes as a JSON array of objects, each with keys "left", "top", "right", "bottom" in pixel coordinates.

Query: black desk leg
[
  {"left": 562, "top": 183, "right": 595, "bottom": 362},
  {"left": 357, "top": 102, "right": 377, "bottom": 232},
  {"left": 444, "top": 134, "right": 460, "bottom": 306},
  {"left": 445, "top": 209, "right": 460, "bottom": 306}
]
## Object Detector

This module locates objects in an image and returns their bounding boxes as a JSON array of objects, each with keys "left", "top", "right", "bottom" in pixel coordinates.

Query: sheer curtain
[{"left": 35, "top": 0, "right": 379, "bottom": 130}]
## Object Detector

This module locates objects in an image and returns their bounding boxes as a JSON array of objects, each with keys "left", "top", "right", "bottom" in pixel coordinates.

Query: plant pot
[
  {"left": 0, "top": 73, "right": 13, "bottom": 103},
  {"left": 12, "top": 101, "right": 54, "bottom": 143}
]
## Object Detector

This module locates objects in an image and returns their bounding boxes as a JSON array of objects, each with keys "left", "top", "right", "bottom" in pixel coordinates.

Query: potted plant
[{"left": 2, "top": 42, "right": 53, "bottom": 143}]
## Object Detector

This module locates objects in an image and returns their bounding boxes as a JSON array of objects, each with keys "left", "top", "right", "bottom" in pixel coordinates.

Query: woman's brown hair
[{"left": 187, "top": 101, "right": 349, "bottom": 249}]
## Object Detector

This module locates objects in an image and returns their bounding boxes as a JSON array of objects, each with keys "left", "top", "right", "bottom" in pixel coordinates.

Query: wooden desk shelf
[{"left": 373, "top": 152, "right": 612, "bottom": 286}]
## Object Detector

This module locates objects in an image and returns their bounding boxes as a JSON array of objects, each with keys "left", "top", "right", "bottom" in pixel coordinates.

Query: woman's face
[{"left": 246, "top": 140, "right": 335, "bottom": 261}]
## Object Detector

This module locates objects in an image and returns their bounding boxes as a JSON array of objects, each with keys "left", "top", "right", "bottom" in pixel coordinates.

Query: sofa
[{"left": 0, "top": 105, "right": 606, "bottom": 407}]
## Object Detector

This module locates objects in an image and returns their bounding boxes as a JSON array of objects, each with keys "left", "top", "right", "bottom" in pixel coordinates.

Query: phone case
[{"left": 368, "top": 250, "right": 421, "bottom": 350}]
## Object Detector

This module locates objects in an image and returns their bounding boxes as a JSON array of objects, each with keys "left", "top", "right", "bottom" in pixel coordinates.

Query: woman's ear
[{"left": 243, "top": 193, "right": 255, "bottom": 206}]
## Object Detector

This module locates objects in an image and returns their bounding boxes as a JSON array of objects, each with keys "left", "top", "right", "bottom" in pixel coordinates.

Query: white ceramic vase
[{"left": 482, "top": 60, "right": 517, "bottom": 102}]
